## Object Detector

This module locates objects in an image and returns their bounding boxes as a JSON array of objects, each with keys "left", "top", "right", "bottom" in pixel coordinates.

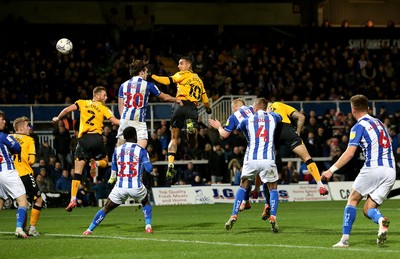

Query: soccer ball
[{"left": 56, "top": 38, "right": 73, "bottom": 55}]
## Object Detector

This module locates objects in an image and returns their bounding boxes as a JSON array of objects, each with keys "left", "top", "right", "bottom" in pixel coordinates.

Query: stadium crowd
[{"left": 2, "top": 30, "right": 400, "bottom": 197}]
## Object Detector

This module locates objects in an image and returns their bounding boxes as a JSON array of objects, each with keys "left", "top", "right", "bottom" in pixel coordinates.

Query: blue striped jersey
[
  {"left": 349, "top": 114, "right": 395, "bottom": 169},
  {"left": 0, "top": 132, "right": 21, "bottom": 171},
  {"left": 224, "top": 105, "right": 254, "bottom": 133},
  {"left": 237, "top": 111, "right": 282, "bottom": 161},
  {"left": 111, "top": 142, "right": 153, "bottom": 189},
  {"left": 118, "top": 76, "right": 161, "bottom": 122}
]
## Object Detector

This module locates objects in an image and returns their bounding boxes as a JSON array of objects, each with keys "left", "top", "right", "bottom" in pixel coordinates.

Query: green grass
[{"left": 1, "top": 200, "right": 399, "bottom": 258}]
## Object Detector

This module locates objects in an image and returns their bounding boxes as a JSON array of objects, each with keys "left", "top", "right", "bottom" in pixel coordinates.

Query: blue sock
[
  {"left": 142, "top": 205, "right": 152, "bottom": 225},
  {"left": 232, "top": 187, "right": 246, "bottom": 216},
  {"left": 269, "top": 189, "right": 278, "bottom": 217},
  {"left": 342, "top": 205, "right": 356, "bottom": 235},
  {"left": 88, "top": 209, "right": 107, "bottom": 231},
  {"left": 16, "top": 207, "right": 27, "bottom": 228},
  {"left": 367, "top": 208, "right": 383, "bottom": 224}
]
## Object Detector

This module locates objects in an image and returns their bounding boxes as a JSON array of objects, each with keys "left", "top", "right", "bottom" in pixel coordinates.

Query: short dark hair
[
  {"left": 0, "top": 110, "right": 5, "bottom": 119},
  {"left": 180, "top": 56, "right": 193, "bottom": 64},
  {"left": 93, "top": 86, "right": 106, "bottom": 96},
  {"left": 123, "top": 126, "right": 137, "bottom": 143},
  {"left": 129, "top": 59, "right": 149, "bottom": 77},
  {"left": 254, "top": 98, "right": 268, "bottom": 110},
  {"left": 350, "top": 94, "right": 368, "bottom": 111}
]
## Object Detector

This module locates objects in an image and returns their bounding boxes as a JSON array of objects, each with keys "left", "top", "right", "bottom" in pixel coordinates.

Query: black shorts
[
  {"left": 275, "top": 123, "right": 303, "bottom": 151},
  {"left": 20, "top": 174, "right": 41, "bottom": 203},
  {"left": 75, "top": 133, "right": 107, "bottom": 161},
  {"left": 170, "top": 101, "right": 198, "bottom": 129}
]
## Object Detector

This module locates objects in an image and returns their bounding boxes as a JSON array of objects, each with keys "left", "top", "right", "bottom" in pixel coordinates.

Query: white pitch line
[{"left": 1, "top": 231, "right": 399, "bottom": 253}]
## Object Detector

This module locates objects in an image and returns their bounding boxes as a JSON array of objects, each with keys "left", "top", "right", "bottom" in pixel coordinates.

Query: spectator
[
  {"left": 146, "top": 144, "right": 159, "bottom": 163},
  {"left": 37, "top": 168, "right": 54, "bottom": 192},
  {"left": 34, "top": 159, "right": 47, "bottom": 178},
  {"left": 182, "top": 162, "right": 200, "bottom": 184},
  {"left": 38, "top": 140, "right": 54, "bottom": 163},
  {"left": 51, "top": 161, "right": 63, "bottom": 186},
  {"left": 56, "top": 169, "right": 72, "bottom": 191},
  {"left": 90, "top": 176, "right": 107, "bottom": 204},
  {"left": 52, "top": 121, "right": 72, "bottom": 170},
  {"left": 228, "top": 158, "right": 241, "bottom": 185},
  {"left": 197, "top": 126, "right": 212, "bottom": 157},
  {"left": 103, "top": 124, "right": 117, "bottom": 159},
  {"left": 208, "top": 143, "right": 227, "bottom": 184},
  {"left": 148, "top": 131, "right": 162, "bottom": 160}
]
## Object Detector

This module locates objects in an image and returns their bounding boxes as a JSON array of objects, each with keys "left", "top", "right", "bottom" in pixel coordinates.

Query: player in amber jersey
[
  {"left": 268, "top": 101, "right": 328, "bottom": 195},
  {"left": 151, "top": 57, "right": 212, "bottom": 182},
  {"left": 52, "top": 86, "right": 120, "bottom": 212},
  {"left": 12, "top": 116, "right": 43, "bottom": 236}
]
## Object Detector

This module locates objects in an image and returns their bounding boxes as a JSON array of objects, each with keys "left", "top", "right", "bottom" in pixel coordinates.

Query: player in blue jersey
[
  {"left": 83, "top": 126, "right": 154, "bottom": 235},
  {"left": 209, "top": 98, "right": 254, "bottom": 139},
  {"left": 209, "top": 99, "right": 270, "bottom": 214},
  {"left": 224, "top": 98, "right": 282, "bottom": 232},
  {"left": 321, "top": 94, "right": 395, "bottom": 247},
  {"left": 117, "top": 59, "right": 181, "bottom": 149},
  {"left": 0, "top": 110, "right": 30, "bottom": 238}
]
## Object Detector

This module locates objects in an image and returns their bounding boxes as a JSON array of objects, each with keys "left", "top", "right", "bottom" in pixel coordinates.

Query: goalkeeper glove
[{"left": 206, "top": 107, "right": 212, "bottom": 114}]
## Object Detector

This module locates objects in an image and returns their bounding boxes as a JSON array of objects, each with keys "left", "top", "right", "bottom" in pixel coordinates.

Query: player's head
[
  {"left": 93, "top": 86, "right": 108, "bottom": 103},
  {"left": 253, "top": 98, "right": 268, "bottom": 112},
  {"left": 0, "top": 110, "right": 5, "bottom": 131},
  {"left": 123, "top": 126, "right": 137, "bottom": 143},
  {"left": 178, "top": 57, "right": 192, "bottom": 71},
  {"left": 129, "top": 59, "right": 149, "bottom": 78},
  {"left": 350, "top": 94, "right": 368, "bottom": 112},
  {"left": 13, "top": 116, "right": 30, "bottom": 134},
  {"left": 231, "top": 98, "right": 245, "bottom": 112}
]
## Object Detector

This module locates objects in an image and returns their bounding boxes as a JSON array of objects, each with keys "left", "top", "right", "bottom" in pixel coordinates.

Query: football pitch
[{"left": 0, "top": 200, "right": 399, "bottom": 258}]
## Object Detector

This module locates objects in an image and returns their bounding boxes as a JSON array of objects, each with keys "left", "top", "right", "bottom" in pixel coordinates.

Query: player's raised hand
[{"left": 208, "top": 118, "right": 221, "bottom": 129}]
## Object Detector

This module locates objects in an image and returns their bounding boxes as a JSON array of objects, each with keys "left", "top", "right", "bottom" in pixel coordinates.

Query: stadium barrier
[{"left": 152, "top": 180, "right": 400, "bottom": 206}]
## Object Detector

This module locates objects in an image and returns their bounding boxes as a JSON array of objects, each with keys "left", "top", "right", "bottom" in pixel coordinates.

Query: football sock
[
  {"left": 71, "top": 174, "right": 83, "bottom": 199},
  {"left": 142, "top": 205, "right": 152, "bottom": 225},
  {"left": 16, "top": 207, "right": 27, "bottom": 228},
  {"left": 269, "top": 189, "right": 279, "bottom": 217},
  {"left": 243, "top": 184, "right": 252, "bottom": 202},
  {"left": 263, "top": 183, "right": 270, "bottom": 206},
  {"left": 30, "top": 205, "right": 42, "bottom": 227},
  {"left": 232, "top": 187, "right": 246, "bottom": 216},
  {"left": 305, "top": 160, "right": 323, "bottom": 187},
  {"left": 98, "top": 159, "right": 107, "bottom": 168},
  {"left": 367, "top": 208, "right": 383, "bottom": 224},
  {"left": 88, "top": 209, "right": 107, "bottom": 231},
  {"left": 342, "top": 205, "right": 356, "bottom": 234}
]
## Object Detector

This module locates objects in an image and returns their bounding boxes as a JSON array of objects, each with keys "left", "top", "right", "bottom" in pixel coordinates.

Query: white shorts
[
  {"left": 0, "top": 169, "right": 26, "bottom": 199},
  {"left": 108, "top": 185, "right": 148, "bottom": 205},
  {"left": 0, "top": 184, "right": 7, "bottom": 199},
  {"left": 117, "top": 119, "right": 148, "bottom": 141},
  {"left": 353, "top": 166, "right": 396, "bottom": 205},
  {"left": 241, "top": 159, "right": 278, "bottom": 183}
]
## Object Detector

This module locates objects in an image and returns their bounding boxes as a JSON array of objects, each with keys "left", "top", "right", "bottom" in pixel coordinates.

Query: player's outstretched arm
[
  {"left": 151, "top": 74, "right": 173, "bottom": 85},
  {"left": 208, "top": 119, "right": 230, "bottom": 139},
  {"left": 158, "top": 92, "right": 183, "bottom": 106},
  {"left": 52, "top": 104, "right": 77, "bottom": 123}
]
